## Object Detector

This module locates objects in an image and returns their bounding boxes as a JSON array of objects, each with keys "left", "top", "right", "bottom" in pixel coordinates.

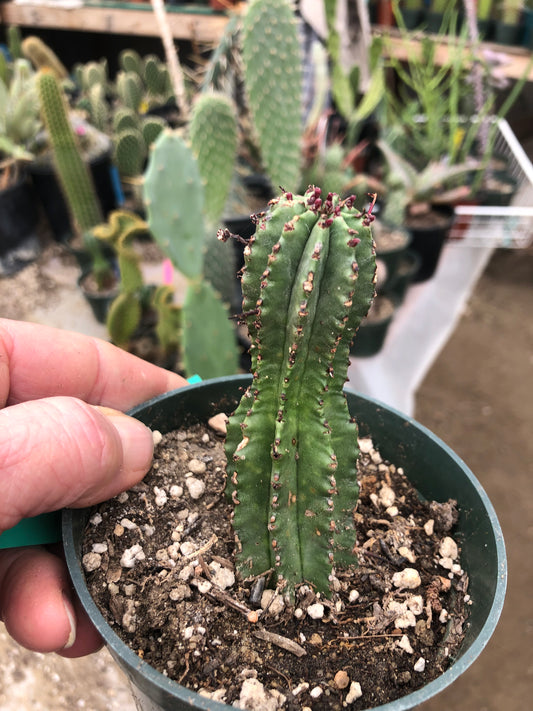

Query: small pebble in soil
[
  {"left": 82, "top": 552, "right": 101, "bottom": 572},
  {"left": 307, "top": 603, "right": 325, "bottom": 620},
  {"left": 334, "top": 670, "right": 350, "bottom": 689},
  {"left": 414, "top": 657, "right": 426, "bottom": 673},
  {"left": 397, "top": 635, "right": 414, "bottom": 654},
  {"left": 120, "top": 544, "right": 145, "bottom": 568},
  {"left": 392, "top": 568, "right": 422, "bottom": 590},
  {"left": 185, "top": 477, "right": 206, "bottom": 499},
  {"left": 345, "top": 681, "right": 363, "bottom": 703}
]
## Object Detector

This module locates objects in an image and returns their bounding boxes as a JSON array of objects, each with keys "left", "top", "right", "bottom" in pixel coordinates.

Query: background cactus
[
  {"left": 190, "top": 93, "right": 238, "bottom": 223},
  {"left": 0, "top": 58, "right": 41, "bottom": 161},
  {"left": 224, "top": 186, "right": 377, "bottom": 597},
  {"left": 22, "top": 36, "right": 69, "bottom": 80},
  {"left": 36, "top": 71, "right": 103, "bottom": 234},
  {"left": 143, "top": 126, "right": 239, "bottom": 379},
  {"left": 113, "top": 112, "right": 166, "bottom": 179},
  {"left": 242, "top": 0, "right": 303, "bottom": 192},
  {"left": 116, "top": 50, "right": 174, "bottom": 113}
]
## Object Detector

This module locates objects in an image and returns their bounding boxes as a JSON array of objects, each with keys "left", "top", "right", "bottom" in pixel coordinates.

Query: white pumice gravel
[
  {"left": 120, "top": 544, "right": 145, "bottom": 568},
  {"left": 379, "top": 484, "right": 395, "bottom": 507},
  {"left": 180, "top": 541, "right": 196, "bottom": 557},
  {"left": 358, "top": 437, "right": 373, "bottom": 454},
  {"left": 306, "top": 602, "right": 325, "bottom": 620},
  {"left": 153, "top": 487, "right": 168, "bottom": 507},
  {"left": 82, "top": 552, "right": 102, "bottom": 572},
  {"left": 424, "top": 519, "right": 435, "bottom": 536},
  {"left": 120, "top": 518, "right": 137, "bottom": 530},
  {"left": 170, "top": 484, "right": 184, "bottom": 499},
  {"left": 152, "top": 430, "right": 163, "bottom": 446},
  {"left": 292, "top": 682, "right": 309, "bottom": 696},
  {"left": 91, "top": 543, "right": 107, "bottom": 554},
  {"left": 261, "top": 590, "right": 285, "bottom": 617},
  {"left": 185, "top": 477, "right": 206, "bottom": 500},
  {"left": 210, "top": 563, "right": 235, "bottom": 590},
  {"left": 392, "top": 568, "right": 422, "bottom": 590},
  {"left": 345, "top": 681, "right": 363, "bottom": 703},
  {"left": 414, "top": 657, "right": 426, "bottom": 673},
  {"left": 439, "top": 536, "right": 459, "bottom": 559},
  {"left": 397, "top": 635, "right": 414, "bottom": 654},
  {"left": 309, "top": 686, "right": 323, "bottom": 699},
  {"left": 188, "top": 458, "right": 207, "bottom": 475}
]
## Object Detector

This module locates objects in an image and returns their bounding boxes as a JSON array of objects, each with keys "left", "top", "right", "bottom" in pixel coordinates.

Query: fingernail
[
  {"left": 96, "top": 407, "right": 154, "bottom": 475},
  {"left": 62, "top": 595, "right": 77, "bottom": 649}
]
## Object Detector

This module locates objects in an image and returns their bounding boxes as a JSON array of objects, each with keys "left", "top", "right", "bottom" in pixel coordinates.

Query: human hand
[{"left": 0, "top": 318, "right": 187, "bottom": 658}]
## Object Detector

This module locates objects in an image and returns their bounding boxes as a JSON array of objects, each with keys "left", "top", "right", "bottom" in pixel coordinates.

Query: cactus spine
[
  {"left": 223, "top": 187, "right": 377, "bottom": 597},
  {"left": 36, "top": 71, "right": 103, "bottom": 233},
  {"left": 242, "top": 0, "right": 303, "bottom": 192}
]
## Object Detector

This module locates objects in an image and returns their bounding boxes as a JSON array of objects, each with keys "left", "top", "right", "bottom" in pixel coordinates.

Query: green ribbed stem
[{"left": 224, "top": 187, "right": 377, "bottom": 596}]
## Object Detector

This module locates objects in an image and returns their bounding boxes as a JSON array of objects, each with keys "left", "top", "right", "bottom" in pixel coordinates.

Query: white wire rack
[{"left": 449, "top": 118, "right": 533, "bottom": 248}]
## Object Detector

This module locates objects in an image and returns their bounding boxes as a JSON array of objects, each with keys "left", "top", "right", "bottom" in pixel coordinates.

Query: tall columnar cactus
[
  {"left": 36, "top": 71, "right": 103, "bottom": 234},
  {"left": 223, "top": 186, "right": 377, "bottom": 597},
  {"left": 22, "top": 36, "right": 68, "bottom": 80},
  {"left": 242, "top": 0, "right": 303, "bottom": 192}
]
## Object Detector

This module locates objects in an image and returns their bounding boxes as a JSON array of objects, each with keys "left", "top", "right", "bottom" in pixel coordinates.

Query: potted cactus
[
  {"left": 31, "top": 65, "right": 117, "bottom": 244},
  {"left": 63, "top": 186, "right": 505, "bottom": 711},
  {"left": 0, "top": 57, "right": 41, "bottom": 274}
]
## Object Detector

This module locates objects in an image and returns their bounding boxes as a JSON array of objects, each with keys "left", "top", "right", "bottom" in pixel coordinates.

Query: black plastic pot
[
  {"left": 406, "top": 205, "right": 454, "bottom": 283},
  {"left": 386, "top": 249, "right": 421, "bottom": 305},
  {"left": 374, "top": 223, "right": 412, "bottom": 294},
  {"left": 78, "top": 272, "right": 119, "bottom": 324},
  {"left": 350, "top": 296, "right": 395, "bottom": 358},
  {"left": 29, "top": 150, "right": 118, "bottom": 243},
  {"left": 399, "top": 9, "right": 423, "bottom": 30},
  {"left": 493, "top": 21, "right": 520, "bottom": 46},
  {"left": 0, "top": 175, "right": 40, "bottom": 275},
  {"left": 63, "top": 375, "right": 506, "bottom": 711}
]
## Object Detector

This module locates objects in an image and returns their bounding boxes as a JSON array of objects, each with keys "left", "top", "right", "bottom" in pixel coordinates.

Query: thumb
[{"left": 0, "top": 397, "right": 154, "bottom": 531}]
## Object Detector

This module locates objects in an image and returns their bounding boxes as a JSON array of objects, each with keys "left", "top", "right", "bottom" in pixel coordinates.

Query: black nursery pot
[
  {"left": 406, "top": 206, "right": 454, "bottom": 283},
  {"left": 63, "top": 375, "right": 506, "bottom": 711},
  {"left": 29, "top": 151, "right": 118, "bottom": 242},
  {"left": 0, "top": 175, "right": 40, "bottom": 273}
]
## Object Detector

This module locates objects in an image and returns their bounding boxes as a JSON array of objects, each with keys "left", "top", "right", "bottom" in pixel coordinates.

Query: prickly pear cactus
[
  {"left": 223, "top": 186, "right": 377, "bottom": 597},
  {"left": 189, "top": 93, "right": 237, "bottom": 224},
  {"left": 143, "top": 129, "right": 239, "bottom": 379},
  {"left": 114, "top": 128, "right": 145, "bottom": 178},
  {"left": 144, "top": 130, "right": 205, "bottom": 279},
  {"left": 242, "top": 0, "right": 303, "bottom": 192}
]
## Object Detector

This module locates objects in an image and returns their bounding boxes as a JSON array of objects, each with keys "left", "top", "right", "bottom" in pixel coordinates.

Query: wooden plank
[
  {"left": 0, "top": 2, "right": 238, "bottom": 42},
  {"left": 383, "top": 33, "right": 533, "bottom": 82}
]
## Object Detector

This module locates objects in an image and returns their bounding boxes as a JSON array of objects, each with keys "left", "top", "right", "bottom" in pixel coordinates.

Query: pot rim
[{"left": 63, "top": 374, "right": 507, "bottom": 711}]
